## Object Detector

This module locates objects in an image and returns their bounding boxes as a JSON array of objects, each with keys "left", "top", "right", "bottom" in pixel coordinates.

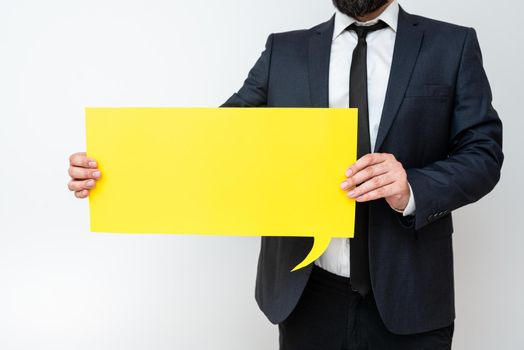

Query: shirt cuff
[
  {"left": 391, "top": 183, "right": 416, "bottom": 216},
  {"left": 402, "top": 183, "right": 416, "bottom": 217}
]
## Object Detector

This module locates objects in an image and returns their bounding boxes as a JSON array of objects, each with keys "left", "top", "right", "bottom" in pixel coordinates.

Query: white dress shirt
[{"left": 314, "top": 0, "right": 416, "bottom": 277}]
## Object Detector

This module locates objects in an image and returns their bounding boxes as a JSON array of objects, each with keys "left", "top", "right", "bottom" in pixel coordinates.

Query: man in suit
[{"left": 67, "top": 0, "right": 503, "bottom": 348}]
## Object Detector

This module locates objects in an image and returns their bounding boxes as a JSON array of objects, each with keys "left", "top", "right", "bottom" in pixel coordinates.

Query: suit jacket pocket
[
  {"left": 416, "top": 214, "right": 454, "bottom": 241},
  {"left": 404, "top": 84, "right": 452, "bottom": 98}
]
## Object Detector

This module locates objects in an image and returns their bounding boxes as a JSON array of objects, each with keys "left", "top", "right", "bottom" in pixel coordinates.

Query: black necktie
[{"left": 347, "top": 21, "right": 388, "bottom": 297}]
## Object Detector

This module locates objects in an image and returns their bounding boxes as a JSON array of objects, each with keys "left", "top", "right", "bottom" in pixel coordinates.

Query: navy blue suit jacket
[{"left": 222, "top": 7, "right": 503, "bottom": 335}]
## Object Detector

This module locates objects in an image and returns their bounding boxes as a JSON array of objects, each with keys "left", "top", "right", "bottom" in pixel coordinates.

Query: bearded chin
[{"left": 333, "top": 0, "right": 389, "bottom": 18}]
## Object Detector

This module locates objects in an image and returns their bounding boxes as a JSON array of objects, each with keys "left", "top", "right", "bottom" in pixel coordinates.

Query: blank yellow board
[{"left": 86, "top": 108, "right": 357, "bottom": 271}]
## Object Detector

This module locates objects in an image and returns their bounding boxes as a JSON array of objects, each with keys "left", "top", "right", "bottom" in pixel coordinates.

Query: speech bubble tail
[{"left": 291, "top": 236, "right": 332, "bottom": 272}]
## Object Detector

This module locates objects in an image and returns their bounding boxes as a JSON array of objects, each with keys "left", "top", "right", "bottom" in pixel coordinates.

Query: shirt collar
[{"left": 332, "top": 0, "right": 399, "bottom": 40}]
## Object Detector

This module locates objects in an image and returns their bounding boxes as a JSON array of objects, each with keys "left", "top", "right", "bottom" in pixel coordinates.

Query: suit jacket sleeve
[
  {"left": 221, "top": 34, "right": 274, "bottom": 107},
  {"left": 407, "top": 28, "right": 504, "bottom": 231}
]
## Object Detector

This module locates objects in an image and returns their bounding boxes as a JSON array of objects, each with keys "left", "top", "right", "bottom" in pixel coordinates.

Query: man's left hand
[{"left": 341, "top": 153, "right": 410, "bottom": 212}]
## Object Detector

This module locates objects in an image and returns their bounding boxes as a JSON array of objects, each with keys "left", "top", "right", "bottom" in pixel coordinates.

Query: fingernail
[
  {"left": 346, "top": 169, "right": 353, "bottom": 177},
  {"left": 88, "top": 161, "right": 97, "bottom": 168},
  {"left": 348, "top": 190, "right": 356, "bottom": 198},
  {"left": 92, "top": 171, "right": 101, "bottom": 178},
  {"left": 341, "top": 181, "right": 349, "bottom": 190},
  {"left": 86, "top": 180, "right": 95, "bottom": 187}
]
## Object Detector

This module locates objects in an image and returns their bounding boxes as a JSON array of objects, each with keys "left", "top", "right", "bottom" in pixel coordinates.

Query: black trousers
[{"left": 279, "top": 265, "right": 454, "bottom": 350}]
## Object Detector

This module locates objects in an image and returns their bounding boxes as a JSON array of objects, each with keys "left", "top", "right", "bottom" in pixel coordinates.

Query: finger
[
  {"left": 68, "top": 179, "right": 96, "bottom": 192},
  {"left": 74, "top": 189, "right": 90, "bottom": 199},
  {"left": 346, "top": 153, "right": 390, "bottom": 178},
  {"left": 69, "top": 152, "right": 97, "bottom": 168},
  {"left": 347, "top": 173, "right": 396, "bottom": 198},
  {"left": 341, "top": 162, "right": 389, "bottom": 189},
  {"left": 68, "top": 166, "right": 101, "bottom": 180},
  {"left": 354, "top": 183, "right": 398, "bottom": 202}
]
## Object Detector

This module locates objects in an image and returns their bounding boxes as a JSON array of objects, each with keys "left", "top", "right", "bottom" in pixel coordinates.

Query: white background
[{"left": 1, "top": 0, "right": 523, "bottom": 349}]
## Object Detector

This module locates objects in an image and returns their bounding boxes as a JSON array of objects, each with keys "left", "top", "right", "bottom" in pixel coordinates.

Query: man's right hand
[{"left": 68, "top": 152, "right": 101, "bottom": 199}]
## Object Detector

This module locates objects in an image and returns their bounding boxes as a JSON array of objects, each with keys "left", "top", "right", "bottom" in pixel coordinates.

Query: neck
[{"left": 354, "top": 0, "right": 393, "bottom": 22}]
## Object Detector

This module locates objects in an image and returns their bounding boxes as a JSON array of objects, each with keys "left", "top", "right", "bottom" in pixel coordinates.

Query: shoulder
[
  {"left": 405, "top": 10, "right": 478, "bottom": 54},
  {"left": 408, "top": 11, "right": 473, "bottom": 40},
  {"left": 269, "top": 16, "right": 334, "bottom": 44},
  {"left": 415, "top": 14, "right": 468, "bottom": 30}
]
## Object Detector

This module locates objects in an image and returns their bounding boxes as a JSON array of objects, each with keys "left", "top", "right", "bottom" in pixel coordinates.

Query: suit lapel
[
  {"left": 308, "top": 16, "right": 335, "bottom": 107},
  {"left": 374, "top": 8, "right": 424, "bottom": 152}
]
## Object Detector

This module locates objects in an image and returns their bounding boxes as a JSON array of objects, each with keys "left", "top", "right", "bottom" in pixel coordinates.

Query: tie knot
[{"left": 347, "top": 20, "right": 388, "bottom": 39}]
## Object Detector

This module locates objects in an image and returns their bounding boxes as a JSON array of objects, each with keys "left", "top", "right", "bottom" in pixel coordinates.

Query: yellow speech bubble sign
[{"left": 86, "top": 108, "right": 357, "bottom": 271}]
